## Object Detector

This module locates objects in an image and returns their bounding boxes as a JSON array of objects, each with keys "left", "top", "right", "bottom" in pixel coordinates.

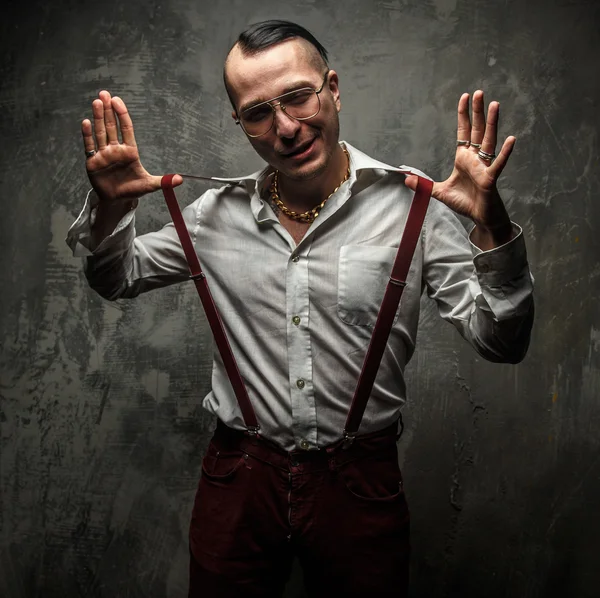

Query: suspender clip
[
  {"left": 246, "top": 425, "right": 261, "bottom": 437},
  {"left": 342, "top": 430, "right": 356, "bottom": 450},
  {"left": 189, "top": 272, "right": 206, "bottom": 281}
]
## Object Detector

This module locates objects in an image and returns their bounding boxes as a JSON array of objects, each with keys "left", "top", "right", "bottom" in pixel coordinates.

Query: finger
[
  {"left": 470, "top": 90, "right": 485, "bottom": 146},
  {"left": 403, "top": 174, "right": 440, "bottom": 198},
  {"left": 403, "top": 174, "right": 419, "bottom": 191},
  {"left": 152, "top": 174, "right": 184, "bottom": 188},
  {"left": 481, "top": 101, "right": 499, "bottom": 156},
  {"left": 99, "top": 90, "right": 119, "bottom": 145},
  {"left": 112, "top": 96, "right": 137, "bottom": 147},
  {"left": 92, "top": 99, "right": 107, "bottom": 150},
  {"left": 457, "top": 93, "right": 471, "bottom": 144},
  {"left": 487, "top": 136, "right": 516, "bottom": 179},
  {"left": 81, "top": 119, "right": 96, "bottom": 155}
]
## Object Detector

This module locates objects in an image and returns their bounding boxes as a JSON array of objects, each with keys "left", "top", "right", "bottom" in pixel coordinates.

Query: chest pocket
[{"left": 337, "top": 245, "right": 400, "bottom": 327}]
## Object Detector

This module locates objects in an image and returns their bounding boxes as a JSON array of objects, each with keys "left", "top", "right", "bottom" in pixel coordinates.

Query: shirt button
[
  {"left": 300, "top": 439, "right": 310, "bottom": 450},
  {"left": 296, "top": 379, "right": 305, "bottom": 389},
  {"left": 292, "top": 256, "right": 300, "bottom": 263},
  {"left": 292, "top": 316, "right": 301, "bottom": 326}
]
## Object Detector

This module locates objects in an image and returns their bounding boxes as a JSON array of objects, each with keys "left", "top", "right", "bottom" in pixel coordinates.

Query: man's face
[{"left": 225, "top": 39, "right": 341, "bottom": 181}]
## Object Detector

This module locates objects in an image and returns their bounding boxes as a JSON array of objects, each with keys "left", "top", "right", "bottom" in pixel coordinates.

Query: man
[{"left": 67, "top": 20, "right": 534, "bottom": 598}]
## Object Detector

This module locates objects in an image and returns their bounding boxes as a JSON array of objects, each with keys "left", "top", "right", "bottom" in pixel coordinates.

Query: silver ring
[
  {"left": 456, "top": 140, "right": 470, "bottom": 147},
  {"left": 478, "top": 149, "right": 495, "bottom": 162},
  {"left": 470, "top": 143, "right": 482, "bottom": 149},
  {"left": 85, "top": 150, "right": 96, "bottom": 158}
]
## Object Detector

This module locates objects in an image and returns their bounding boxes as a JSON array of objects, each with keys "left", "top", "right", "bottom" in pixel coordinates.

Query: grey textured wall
[{"left": 1, "top": 0, "right": 599, "bottom": 596}]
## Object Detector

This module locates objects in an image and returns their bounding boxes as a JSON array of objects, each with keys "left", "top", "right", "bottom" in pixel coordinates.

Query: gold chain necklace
[{"left": 269, "top": 148, "right": 350, "bottom": 223}]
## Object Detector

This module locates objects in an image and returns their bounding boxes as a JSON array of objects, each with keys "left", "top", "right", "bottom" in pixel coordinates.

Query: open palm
[
  {"left": 405, "top": 90, "right": 515, "bottom": 234},
  {"left": 81, "top": 91, "right": 182, "bottom": 203}
]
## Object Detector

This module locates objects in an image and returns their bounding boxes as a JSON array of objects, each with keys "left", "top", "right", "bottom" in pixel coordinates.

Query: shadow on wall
[{"left": 410, "top": 441, "right": 600, "bottom": 598}]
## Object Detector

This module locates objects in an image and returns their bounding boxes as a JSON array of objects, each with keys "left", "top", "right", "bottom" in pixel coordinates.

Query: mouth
[{"left": 281, "top": 138, "right": 317, "bottom": 160}]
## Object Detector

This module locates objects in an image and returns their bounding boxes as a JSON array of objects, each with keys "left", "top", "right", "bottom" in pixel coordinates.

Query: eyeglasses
[{"left": 235, "top": 71, "right": 330, "bottom": 138}]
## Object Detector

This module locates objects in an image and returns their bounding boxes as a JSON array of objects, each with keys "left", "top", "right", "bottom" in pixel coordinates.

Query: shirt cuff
[
  {"left": 65, "top": 189, "right": 137, "bottom": 257},
  {"left": 469, "top": 223, "right": 529, "bottom": 285}
]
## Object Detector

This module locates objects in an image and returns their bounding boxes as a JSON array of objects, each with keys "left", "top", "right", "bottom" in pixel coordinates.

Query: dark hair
[
  {"left": 224, "top": 20, "right": 329, "bottom": 109},
  {"left": 236, "top": 20, "right": 328, "bottom": 64}
]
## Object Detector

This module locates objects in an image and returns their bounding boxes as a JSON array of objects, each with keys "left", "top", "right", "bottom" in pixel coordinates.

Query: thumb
[
  {"left": 152, "top": 174, "right": 184, "bottom": 189},
  {"left": 403, "top": 174, "right": 419, "bottom": 191}
]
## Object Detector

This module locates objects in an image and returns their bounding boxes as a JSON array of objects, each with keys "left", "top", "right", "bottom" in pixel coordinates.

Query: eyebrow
[{"left": 239, "top": 80, "right": 318, "bottom": 113}]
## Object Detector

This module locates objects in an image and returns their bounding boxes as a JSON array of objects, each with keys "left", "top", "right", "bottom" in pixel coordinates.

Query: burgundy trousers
[{"left": 188, "top": 419, "right": 410, "bottom": 597}]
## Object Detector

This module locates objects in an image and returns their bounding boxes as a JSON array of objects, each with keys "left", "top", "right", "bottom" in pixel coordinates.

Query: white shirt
[{"left": 67, "top": 142, "right": 534, "bottom": 451}]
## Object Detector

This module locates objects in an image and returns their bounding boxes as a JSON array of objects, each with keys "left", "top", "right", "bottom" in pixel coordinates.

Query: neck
[{"left": 276, "top": 144, "right": 348, "bottom": 212}]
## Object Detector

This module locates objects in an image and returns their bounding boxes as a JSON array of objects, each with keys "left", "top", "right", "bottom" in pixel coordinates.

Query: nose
[{"left": 272, "top": 104, "right": 301, "bottom": 138}]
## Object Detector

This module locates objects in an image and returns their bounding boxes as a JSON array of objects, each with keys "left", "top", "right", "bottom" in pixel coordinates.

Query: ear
[
  {"left": 327, "top": 70, "right": 341, "bottom": 112},
  {"left": 231, "top": 110, "right": 238, "bottom": 122}
]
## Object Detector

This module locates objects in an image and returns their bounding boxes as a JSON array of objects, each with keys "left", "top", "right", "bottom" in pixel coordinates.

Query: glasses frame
[{"left": 235, "top": 71, "right": 330, "bottom": 138}]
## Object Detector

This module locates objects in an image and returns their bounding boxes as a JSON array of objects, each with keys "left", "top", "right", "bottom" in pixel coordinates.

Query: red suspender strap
[
  {"left": 161, "top": 172, "right": 432, "bottom": 444},
  {"left": 343, "top": 175, "right": 433, "bottom": 445},
  {"left": 160, "top": 174, "right": 260, "bottom": 434}
]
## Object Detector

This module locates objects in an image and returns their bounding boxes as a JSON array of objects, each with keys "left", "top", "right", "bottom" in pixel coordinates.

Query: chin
[
  {"left": 286, "top": 159, "right": 327, "bottom": 181},
  {"left": 281, "top": 146, "right": 332, "bottom": 181}
]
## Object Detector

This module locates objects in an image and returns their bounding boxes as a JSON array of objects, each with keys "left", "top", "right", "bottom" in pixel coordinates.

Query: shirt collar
[
  {"left": 344, "top": 141, "right": 431, "bottom": 179},
  {"left": 204, "top": 141, "right": 431, "bottom": 222}
]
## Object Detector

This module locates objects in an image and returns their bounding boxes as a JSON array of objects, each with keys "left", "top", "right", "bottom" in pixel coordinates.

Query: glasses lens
[
  {"left": 241, "top": 105, "right": 274, "bottom": 137},
  {"left": 240, "top": 89, "right": 320, "bottom": 137},
  {"left": 284, "top": 90, "right": 319, "bottom": 120}
]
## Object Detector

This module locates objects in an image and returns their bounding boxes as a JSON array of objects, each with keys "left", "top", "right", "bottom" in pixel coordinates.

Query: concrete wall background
[{"left": 1, "top": 0, "right": 599, "bottom": 596}]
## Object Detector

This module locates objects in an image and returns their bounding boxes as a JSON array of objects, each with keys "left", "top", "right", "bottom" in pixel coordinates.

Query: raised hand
[
  {"left": 404, "top": 90, "right": 515, "bottom": 249},
  {"left": 81, "top": 90, "right": 182, "bottom": 202}
]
